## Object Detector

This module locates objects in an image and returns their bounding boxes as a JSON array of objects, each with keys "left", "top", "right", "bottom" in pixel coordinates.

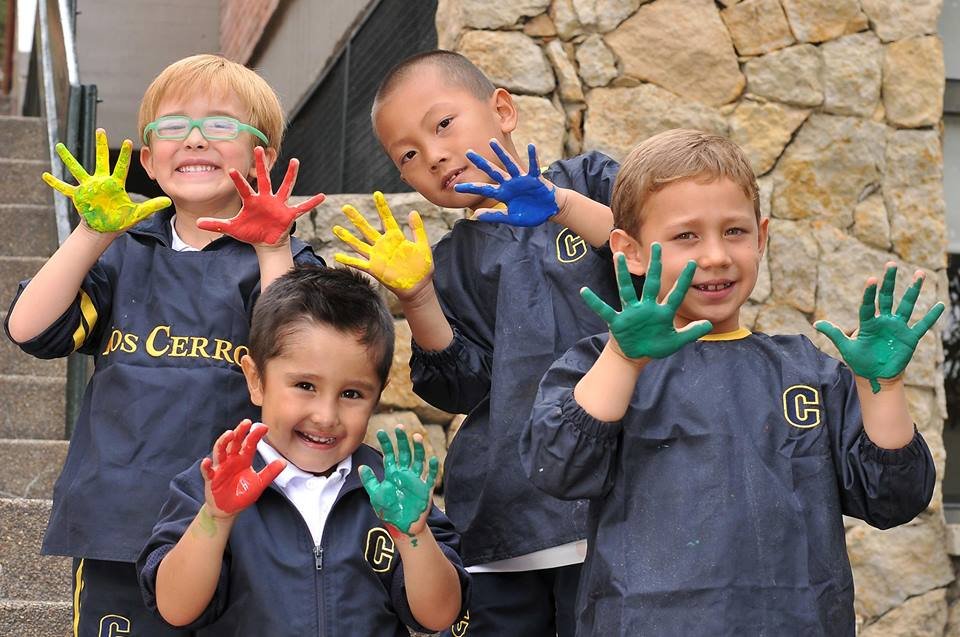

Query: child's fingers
[
  {"left": 293, "top": 193, "right": 326, "bottom": 214},
  {"left": 113, "top": 139, "right": 133, "bottom": 185},
  {"left": 455, "top": 182, "right": 499, "bottom": 199},
  {"left": 332, "top": 226, "right": 372, "bottom": 256},
  {"left": 341, "top": 204, "right": 381, "bottom": 242},
  {"left": 258, "top": 459, "right": 287, "bottom": 486},
  {"left": 464, "top": 150, "right": 505, "bottom": 184},
  {"left": 677, "top": 319, "right": 713, "bottom": 343},
  {"left": 814, "top": 320, "right": 849, "bottom": 349},
  {"left": 411, "top": 434, "right": 425, "bottom": 476},
  {"left": 229, "top": 168, "right": 255, "bottom": 199},
  {"left": 410, "top": 211, "right": 430, "bottom": 247},
  {"left": 894, "top": 272, "right": 924, "bottom": 321},
  {"left": 665, "top": 260, "right": 697, "bottom": 311},
  {"left": 877, "top": 263, "right": 897, "bottom": 315},
  {"left": 358, "top": 465, "right": 380, "bottom": 498},
  {"left": 94, "top": 129, "right": 110, "bottom": 176},
  {"left": 425, "top": 456, "right": 439, "bottom": 491},
  {"left": 489, "top": 139, "right": 521, "bottom": 178},
  {"left": 213, "top": 429, "right": 235, "bottom": 467},
  {"left": 129, "top": 196, "right": 173, "bottom": 226},
  {"left": 239, "top": 422, "right": 267, "bottom": 462},
  {"left": 197, "top": 216, "right": 232, "bottom": 234},
  {"left": 580, "top": 286, "right": 617, "bottom": 324},
  {"left": 333, "top": 253, "right": 372, "bottom": 273},
  {"left": 376, "top": 429, "right": 397, "bottom": 468},
  {"left": 254, "top": 146, "right": 272, "bottom": 193},
  {"left": 526, "top": 143, "right": 541, "bottom": 178},
  {"left": 200, "top": 457, "right": 215, "bottom": 482},
  {"left": 639, "top": 244, "right": 661, "bottom": 303},
  {"left": 395, "top": 427, "right": 412, "bottom": 469},
  {"left": 275, "top": 158, "right": 299, "bottom": 201},
  {"left": 41, "top": 172, "right": 77, "bottom": 197},
  {"left": 373, "top": 191, "right": 401, "bottom": 234},
  {"left": 858, "top": 280, "right": 879, "bottom": 323},
  {"left": 615, "top": 252, "right": 641, "bottom": 306},
  {"left": 912, "top": 302, "right": 945, "bottom": 339},
  {"left": 54, "top": 142, "right": 90, "bottom": 182}
]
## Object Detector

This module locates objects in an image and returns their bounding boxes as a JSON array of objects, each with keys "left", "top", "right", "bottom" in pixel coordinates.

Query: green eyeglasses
[{"left": 142, "top": 115, "right": 269, "bottom": 146}]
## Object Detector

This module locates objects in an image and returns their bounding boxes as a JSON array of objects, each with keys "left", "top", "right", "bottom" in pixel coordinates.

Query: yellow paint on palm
[
  {"left": 332, "top": 191, "right": 433, "bottom": 291},
  {"left": 41, "top": 129, "right": 170, "bottom": 233}
]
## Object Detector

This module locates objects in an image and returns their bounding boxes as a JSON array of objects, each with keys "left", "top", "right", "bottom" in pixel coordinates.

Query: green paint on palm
[
  {"left": 581, "top": 245, "right": 712, "bottom": 359},
  {"left": 815, "top": 265, "right": 944, "bottom": 393},
  {"left": 41, "top": 130, "right": 170, "bottom": 233},
  {"left": 360, "top": 428, "right": 438, "bottom": 535}
]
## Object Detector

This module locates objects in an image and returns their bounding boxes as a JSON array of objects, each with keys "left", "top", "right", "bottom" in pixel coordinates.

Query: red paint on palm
[
  {"left": 202, "top": 420, "right": 285, "bottom": 515},
  {"left": 197, "top": 146, "right": 326, "bottom": 246}
]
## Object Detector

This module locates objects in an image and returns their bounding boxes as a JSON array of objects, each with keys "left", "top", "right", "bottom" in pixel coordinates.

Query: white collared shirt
[{"left": 256, "top": 432, "right": 352, "bottom": 546}]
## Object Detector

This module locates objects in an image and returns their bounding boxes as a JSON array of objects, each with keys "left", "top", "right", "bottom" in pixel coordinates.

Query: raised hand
[
  {"left": 815, "top": 263, "right": 944, "bottom": 393},
  {"left": 42, "top": 128, "right": 171, "bottom": 233},
  {"left": 201, "top": 420, "right": 285, "bottom": 516},
  {"left": 332, "top": 191, "right": 433, "bottom": 293},
  {"left": 197, "top": 146, "right": 326, "bottom": 246},
  {"left": 581, "top": 244, "right": 713, "bottom": 359},
  {"left": 454, "top": 140, "right": 558, "bottom": 227},
  {"left": 360, "top": 427, "right": 439, "bottom": 539}
]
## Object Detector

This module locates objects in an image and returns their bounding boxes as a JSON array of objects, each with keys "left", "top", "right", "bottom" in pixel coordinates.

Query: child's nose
[
  {"left": 697, "top": 238, "right": 733, "bottom": 269},
  {"left": 308, "top": 398, "right": 338, "bottom": 428},
  {"left": 426, "top": 145, "right": 449, "bottom": 171},
  {"left": 183, "top": 125, "right": 208, "bottom": 149}
]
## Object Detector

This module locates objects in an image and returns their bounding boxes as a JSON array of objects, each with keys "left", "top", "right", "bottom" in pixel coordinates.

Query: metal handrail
[{"left": 32, "top": 0, "right": 97, "bottom": 434}]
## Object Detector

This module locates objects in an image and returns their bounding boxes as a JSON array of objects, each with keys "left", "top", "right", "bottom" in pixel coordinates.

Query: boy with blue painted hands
[
  {"left": 333, "top": 50, "right": 621, "bottom": 636},
  {"left": 521, "top": 129, "right": 940, "bottom": 636},
  {"left": 139, "top": 266, "right": 468, "bottom": 635},
  {"left": 4, "top": 54, "right": 323, "bottom": 635}
]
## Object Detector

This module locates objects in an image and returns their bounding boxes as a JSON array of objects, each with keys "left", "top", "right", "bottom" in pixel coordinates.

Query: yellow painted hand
[
  {"left": 42, "top": 128, "right": 171, "bottom": 233},
  {"left": 332, "top": 191, "right": 433, "bottom": 293}
]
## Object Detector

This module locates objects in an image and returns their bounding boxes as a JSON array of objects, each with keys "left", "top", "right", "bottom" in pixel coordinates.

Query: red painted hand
[
  {"left": 201, "top": 419, "right": 285, "bottom": 516},
  {"left": 197, "top": 146, "right": 326, "bottom": 246}
]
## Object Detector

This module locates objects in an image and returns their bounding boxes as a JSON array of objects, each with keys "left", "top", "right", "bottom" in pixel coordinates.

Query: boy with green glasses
[{"left": 5, "top": 53, "right": 324, "bottom": 635}]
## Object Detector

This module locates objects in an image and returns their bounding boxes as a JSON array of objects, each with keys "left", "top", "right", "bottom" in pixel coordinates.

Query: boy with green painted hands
[{"left": 521, "top": 129, "right": 939, "bottom": 636}]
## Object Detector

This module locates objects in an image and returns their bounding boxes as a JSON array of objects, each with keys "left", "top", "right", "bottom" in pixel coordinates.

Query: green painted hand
[
  {"left": 815, "top": 263, "right": 944, "bottom": 393},
  {"left": 581, "top": 244, "right": 713, "bottom": 359},
  {"left": 42, "top": 128, "right": 171, "bottom": 233},
  {"left": 360, "top": 427, "right": 438, "bottom": 537}
]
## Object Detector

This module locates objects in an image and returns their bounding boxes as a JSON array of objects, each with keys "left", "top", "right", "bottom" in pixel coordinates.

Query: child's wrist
[
  {"left": 856, "top": 374, "right": 904, "bottom": 391},
  {"left": 605, "top": 335, "right": 650, "bottom": 370},
  {"left": 549, "top": 185, "right": 569, "bottom": 224},
  {"left": 76, "top": 221, "right": 120, "bottom": 246},
  {"left": 397, "top": 276, "right": 437, "bottom": 307}
]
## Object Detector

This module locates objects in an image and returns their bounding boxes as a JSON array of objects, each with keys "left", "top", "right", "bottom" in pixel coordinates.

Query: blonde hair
[
  {"left": 612, "top": 129, "right": 760, "bottom": 240},
  {"left": 138, "top": 54, "right": 285, "bottom": 151}
]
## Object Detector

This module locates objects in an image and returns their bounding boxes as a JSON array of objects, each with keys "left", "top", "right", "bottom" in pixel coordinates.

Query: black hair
[
  {"left": 372, "top": 49, "right": 496, "bottom": 117},
  {"left": 249, "top": 266, "right": 395, "bottom": 386}
]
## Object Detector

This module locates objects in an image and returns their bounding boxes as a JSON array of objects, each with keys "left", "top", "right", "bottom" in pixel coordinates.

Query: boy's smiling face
[
  {"left": 373, "top": 65, "right": 517, "bottom": 210},
  {"left": 140, "top": 90, "right": 274, "bottom": 217},
  {"left": 614, "top": 177, "right": 768, "bottom": 335},
  {"left": 241, "top": 322, "right": 382, "bottom": 476}
]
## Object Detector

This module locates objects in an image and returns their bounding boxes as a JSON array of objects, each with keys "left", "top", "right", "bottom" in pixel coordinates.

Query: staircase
[{"left": 0, "top": 115, "right": 73, "bottom": 635}]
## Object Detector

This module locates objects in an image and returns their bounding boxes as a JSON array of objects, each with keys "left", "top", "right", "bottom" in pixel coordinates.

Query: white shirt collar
[
  {"left": 255, "top": 429, "right": 353, "bottom": 488},
  {"left": 169, "top": 215, "right": 200, "bottom": 252}
]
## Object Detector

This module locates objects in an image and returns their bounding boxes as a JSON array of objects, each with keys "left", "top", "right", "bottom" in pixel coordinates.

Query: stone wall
[{"left": 428, "top": 0, "right": 952, "bottom": 634}]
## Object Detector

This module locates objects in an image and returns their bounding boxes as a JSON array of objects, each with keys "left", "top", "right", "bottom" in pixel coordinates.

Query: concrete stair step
[
  {"left": 0, "top": 601, "right": 71, "bottom": 637},
  {"left": 0, "top": 375, "right": 66, "bottom": 440},
  {"left": 0, "top": 159, "right": 54, "bottom": 207},
  {"left": 0, "top": 256, "right": 46, "bottom": 296},
  {"left": 0, "top": 440, "right": 68, "bottom": 499},
  {"left": 0, "top": 205, "right": 58, "bottom": 257},
  {"left": 0, "top": 312, "right": 68, "bottom": 378},
  {"left": 0, "top": 117, "right": 48, "bottom": 161},
  {"left": 0, "top": 498, "right": 71, "bottom": 602}
]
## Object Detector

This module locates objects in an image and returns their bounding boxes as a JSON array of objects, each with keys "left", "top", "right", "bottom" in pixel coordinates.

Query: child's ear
[
  {"left": 140, "top": 145, "right": 156, "bottom": 180},
  {"left": 757, "top": 216, "right": 769, "bottom": 259},
  {"left": 490, "top": 88, "right": 518, "bottom": 135},
  {"left": 610, "top": 229, "right": 647, "bottom": 276},
  {"left": 240, "top": 354, "right": 265, "bottom": 407}
]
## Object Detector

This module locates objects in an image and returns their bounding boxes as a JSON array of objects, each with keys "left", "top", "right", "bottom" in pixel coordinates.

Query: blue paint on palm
[{"left": 455, "top": 141, "right": 558, "bottom": 227}]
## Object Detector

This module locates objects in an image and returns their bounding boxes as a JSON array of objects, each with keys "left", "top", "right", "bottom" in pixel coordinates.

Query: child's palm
[
  {"left": 582, "top": 245, "right": 712, "bottom": 360},
  {"left": 360, "top": 428, "right": 438, "bottom": 536},
  {"left": 815, "top": 264, "right": 944, "bottom": 393},
  {"left": 455, "top": 141, "right": 558, "bottom": 227},
  {"left": 333, "top": 192, "right": 433, "bottom": 293},
  {"left": 42, "top": 129, "right": 170, "bottom": 233},
  {"left": 202, "top": 420, "right": 284, "bottom": 516}
]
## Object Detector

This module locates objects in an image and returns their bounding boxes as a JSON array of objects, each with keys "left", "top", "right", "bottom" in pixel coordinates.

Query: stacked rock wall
[{"left": 429, "top": 0, "right": 953, "bottom": 633}]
